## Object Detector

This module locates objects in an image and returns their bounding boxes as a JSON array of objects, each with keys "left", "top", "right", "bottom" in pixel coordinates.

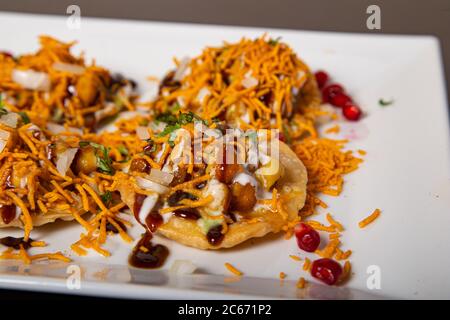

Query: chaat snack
[
  {"left": 0, "top": 36, "right": 137, "bottom": 131},
  {"left": 0, "top": 94, "right": 130, "bottom": 255},
  {"left": 0, "top": 103, "right": 87, "bottom": 235},
  {"left": 151, "top": 35, "right": 321, "bottom": 137},
  {"left": 109, "top": 111, "right": 307, "bottom": 249},
  {"left": 0, "top": 34, "right": 365, "bottom": 287}
]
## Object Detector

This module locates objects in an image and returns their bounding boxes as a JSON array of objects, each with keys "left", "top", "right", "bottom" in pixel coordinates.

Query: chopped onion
[
  {"left": 196, "top": 87, "right": 210, "bottom": 104},
  {"left": 52, "top": 62, "right": 85, "bottom": 75},
  {"left": 19, "top": 176, "right": 28, "bottom": 189},
  {"left": 135, "top": 176, "right": 168, "bottom": 194},
  {"left": 169, "top": 260, "right": 197, "bottom": 275},
  {"left": 136, "top": 126, "right": 150, "bottom": 140},
  {"left": 0, "top": 112, "right": 20, "bottom": 128},
  {"left": 56, "top": 148, "right": 78, "bottom": 176},
  {"left": 173, "top": 57, "right": 190, "bottom": 81},
  {"left": 149, "top": 121, "right": 166, "bottom": 133},
  {"left": 137, "top": 193, "right": 158, "bottom": 224},
  {"left": 148, "top": 169, "right": 174, "bottom": 186},
  {"left": 95, "top": 103, "right": 118, "bottom": 122},
  {"left": 26, "top": 124, "right": 46, "bottom": 141},
  {"left": 47, "top": 122, "right": 83, "bottom": 135},
  {"left": 12, "top": 69, "right": 50, "bottom": 91},
  {"left": 0, "top": 129, "right": 10, "bottom": 153},
  {"left": 14, "top": 206, "right": 21, "bottom": 221},
  {"left": 0, "top": 129, "right": 10, "bottom": 141},
  {"left": 242, "top": 71, "right": 258, "bottom": 88}
]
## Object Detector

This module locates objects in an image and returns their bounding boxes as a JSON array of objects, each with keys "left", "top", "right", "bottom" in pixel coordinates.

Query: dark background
[{"left": 0, "top": 0, "right": 449, "bottom": 299}]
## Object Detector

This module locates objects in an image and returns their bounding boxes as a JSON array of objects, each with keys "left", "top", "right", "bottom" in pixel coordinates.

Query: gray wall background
[{"left": 0, "top": 0, "right": 449, "bottom": 101}]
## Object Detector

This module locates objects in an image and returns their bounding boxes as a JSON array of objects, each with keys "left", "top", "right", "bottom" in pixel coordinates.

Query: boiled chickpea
[
  {"left": 73, "top": 146, "right": 97, "bottom": 174},
  {"left": 230, "top": 182, "right": 257, "bottom": 212}
]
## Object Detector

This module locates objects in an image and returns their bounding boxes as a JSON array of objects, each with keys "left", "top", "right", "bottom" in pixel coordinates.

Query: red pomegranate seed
[
  {"left": 314, "top": 71, "right": 329, "bottom": 89},
  {"left": 343, "top": 103, "right": 362, "bottom": 121},
  {"left": 294, "top": 223, "right": 321, "bottom": 252},
  {"left": 322, "top": 84, "right": 344, "bottom": 103},
  {"left": 330, "top": 93, "right": 352, "bottom": 108},
  {"left": 311, "top": 258, "right": 343, "bottom": 285}
]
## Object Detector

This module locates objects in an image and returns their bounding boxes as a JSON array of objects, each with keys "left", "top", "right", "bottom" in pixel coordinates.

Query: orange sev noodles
[
  {"left": 150, "top": 34, "right": 321, "bottom": 132},
  {"left": 0, "top": 36, "right": 136, "bottom": 130},
  {"left": 0, "top": 114, "right": 136, "bottom": 262},
  {"left": 359, "top": 209, "right": 381, "bottom": 228}
]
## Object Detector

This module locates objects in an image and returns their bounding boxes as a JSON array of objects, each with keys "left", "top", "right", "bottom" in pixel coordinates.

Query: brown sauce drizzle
[
  {"left": 0, "top": 204, "right": 16, "bottom": 224},
  {"left": 207, "top": 225, "right": 224, "bottom": 246},
  {"left": 173, "top": 208, "right": 200, "bottom": 220},
  {"left": 129, "top": 158, "right": 151, "bottom": 174},
  {"left": 0, "top": 236, "right": 33, "bottom": 250},
  {"left": 129, "top": 232, "right": 169, "bottom": 269},
  {"left": 133, "top": 194, "right": 147, "bottom": 221},
  {"left": 129, "top": 195, "right": 168, "bottom": 269},
  {"left": 145, "top": 212, "right": 163, "bottom": 232},
  {"left": 167, "top": 190, "right": 198, "bottom": 207}
]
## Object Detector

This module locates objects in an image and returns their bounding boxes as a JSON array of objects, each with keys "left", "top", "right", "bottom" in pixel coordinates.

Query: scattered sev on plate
[
  {"left": 224, "top": 262, "right": 243, "bottom": 276},
  {"left": 359, "top": 209, "right": 381, "bottom": 228}
]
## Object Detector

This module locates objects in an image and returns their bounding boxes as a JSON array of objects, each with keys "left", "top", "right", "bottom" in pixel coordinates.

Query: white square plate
[{"left": 0, "top": 12, "right": 449, "bottom": 300}]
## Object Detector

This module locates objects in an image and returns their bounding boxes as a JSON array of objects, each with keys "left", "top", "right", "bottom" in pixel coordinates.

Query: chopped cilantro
[
  {"left": 268, "top": 37, "right": 282, "bottom": 46},
  {"left": 282, "top": 124, "right": 292, "bottom": 145},
  {"left": 18, "top": 112, "right": 30, "bottom": 124},
  {"left": 100, "top": 191, "right": 112, "bottom": 206},
  {"left": 117, "top": 145, "right": 130, "bottom": 162},
  {"left": 0, "top": 94, "right": 8, "bottom": 116},
  {"left": 156, "top": 109, "right": 207, "bottom": 127},
  {"left": 144, "top": 139, "right": 156, "bottom": 154},
  {"left": 156, "top": 112, "right": 178, "bottom": 125},
  {"left": 157, "top": 123, "right": 181, "bottom": 138},
  {"left": 117, "top": 145, "right": 129, "bottom": 157},
  {"left": 245, "top": 130, "right": 258, "bottom": 142},
  {"left": 379, "top": 98, "right": 394, "bottom": 107},
  {"left": 78, "top": 141, "right": 115, "bottom": 175},
  {"left": 169, "top": 102, "right": 181, "bottom": 113}
]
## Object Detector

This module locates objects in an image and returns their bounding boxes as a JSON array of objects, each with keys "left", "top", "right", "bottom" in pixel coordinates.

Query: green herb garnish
[
  {"left": 52, "top": 108, "right": 64, "bottom": 123},
  {"left": 268, "top": 37, "right": 282, "bottom": 46},
  {"left": 157, "top": 123, "right": 181, "bottom": 138},
  {"left": 18, "top": 112, "right": 30, "bottom": 124},
  {"left": 155, "top": 110, "right": 208, "bottom": 141},
  {"left": 144, "top": 139, "right": 156, "bottom": 154},
  {"left": 0, "top": 94, "right": 8, "bottom": 116},
  {"left": 169, "top": 102, "right": 181, "bottom": 113},
  {"left": 282, "top": 124, "right": 292, "bottom": 145},
  {"left": 379, "top": 98, "right": 394, "bottom": 107},
  {"left": 79, "top": 141, "right": 115, "bottom": 175},
  {"left": 117, "top": 145, "right": 129, "bottom": 157},
  {"left": 156, "top": 112, "right": 178, "bottom": 125},
  {"left": 117, "top": 145, "right": 130, "bottom": 162},
  {"left": 100, "top": 191, "right": 113, "bottom": 206}
]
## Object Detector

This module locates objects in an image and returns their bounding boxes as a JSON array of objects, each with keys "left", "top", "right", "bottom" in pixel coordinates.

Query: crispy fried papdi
[
  {"left": 0, "top": 205, "right": 86, "bottom": 228},
  {"left": 158, "top": 142, "right": 306, "bottom": 249},
  {"left": 124, "top": 142, "right": 306, "bottom": 250}
]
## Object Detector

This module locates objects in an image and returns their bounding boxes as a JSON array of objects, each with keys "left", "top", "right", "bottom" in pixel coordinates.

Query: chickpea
[
  {"left": 73, "top": 146, "right": 97, "bottom": 174},
  {"left": 230, "top": 182, "right": 257, "bottom": 212},
  {"left": 215, "top": 163, "right": 241, "bottom": 184},
  {"left": 76, "top": 73, "right": 99, "bottom": 106}
]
